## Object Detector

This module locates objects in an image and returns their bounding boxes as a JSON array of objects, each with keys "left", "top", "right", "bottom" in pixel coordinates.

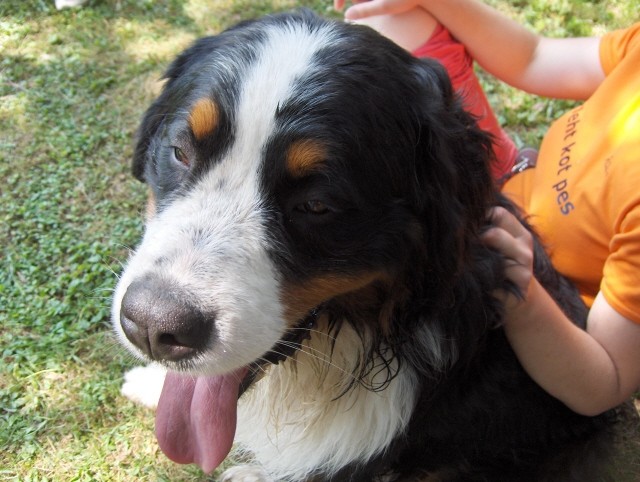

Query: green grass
[{"left": 1, "top": 0, "right": 638, "bottom": 480}]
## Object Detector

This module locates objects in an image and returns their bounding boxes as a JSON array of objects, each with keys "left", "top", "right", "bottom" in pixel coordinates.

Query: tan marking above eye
[
  {"left": 286, "top": 139, "right": 326, "bottom": 177},
  {"left": 189, "top": 98, "right": 219, "bottom": 140}
]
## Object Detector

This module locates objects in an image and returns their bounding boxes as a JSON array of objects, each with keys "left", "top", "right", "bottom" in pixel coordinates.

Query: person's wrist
[{"left": 502, "top": 278, "right": 546, "bottom": 330}]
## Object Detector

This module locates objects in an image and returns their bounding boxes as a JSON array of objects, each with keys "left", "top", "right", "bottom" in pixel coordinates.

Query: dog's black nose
[{"left": 120, "top": 276, "right": 210, "bottom": 362}]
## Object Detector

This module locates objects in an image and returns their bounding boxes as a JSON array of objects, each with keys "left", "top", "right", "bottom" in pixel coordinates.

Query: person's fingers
[
  {"left": 481, "top": 225, "right": 528, "bottom": 264},
  {"left": 482, "top": 208, "right": 535, "bottom": 297},
  {"left": 488, "top": 206, "right": 528, "bottom": 240},
  {"left": 481, "top": 225, "right": 512, "bottom": 253},
  {"left": 488, "top": 208, "right": 533, "bottom": 258}
]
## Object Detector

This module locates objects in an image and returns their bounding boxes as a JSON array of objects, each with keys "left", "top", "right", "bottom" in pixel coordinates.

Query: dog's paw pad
[
  {"left": 219, "top": 465, "right": 271, "bottom": 482},
  {"left": 120, "top": 364, "right": 166, "bottom": 409}
]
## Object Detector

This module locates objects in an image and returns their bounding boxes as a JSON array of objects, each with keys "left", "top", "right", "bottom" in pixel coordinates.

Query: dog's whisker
[
  {"left": 289, "top": 327, "right": 339, "bottom": 343},
  {"left": 277, "top": 342, "right": 362, "bottom": 383}
]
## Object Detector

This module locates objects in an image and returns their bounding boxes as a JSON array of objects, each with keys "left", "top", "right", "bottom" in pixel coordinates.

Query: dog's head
[{"left": 112, "top": 10, "right": 495, "bottom": 376}]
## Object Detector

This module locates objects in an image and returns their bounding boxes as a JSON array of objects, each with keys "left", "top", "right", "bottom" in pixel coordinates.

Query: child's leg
[{"left": 353, "top": 8, "right": 518, "bottom": 181}]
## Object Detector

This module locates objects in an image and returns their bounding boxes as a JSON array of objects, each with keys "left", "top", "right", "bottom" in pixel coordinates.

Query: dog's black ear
[
  {"left": 131, "top": 35, "right": 226, "bottom": 182},
  {"left": 411, "top": 58, "right": 496, "bottom": 290},
  {"left": 412, "top": 57, "right": 496, "bottom": 208}
]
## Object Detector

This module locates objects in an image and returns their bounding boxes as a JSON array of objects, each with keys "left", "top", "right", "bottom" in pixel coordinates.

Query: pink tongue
[{"left": 155, "top": 369, "right": 245, "bottom": 473}]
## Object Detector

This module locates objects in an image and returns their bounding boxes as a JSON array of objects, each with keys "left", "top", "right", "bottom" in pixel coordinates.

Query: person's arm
[
  {"left": 482, "top": 207, "right": 640, "bottom": 416},
  {"left": 337, "top": 0, "right": 605, "bottom": 99}
]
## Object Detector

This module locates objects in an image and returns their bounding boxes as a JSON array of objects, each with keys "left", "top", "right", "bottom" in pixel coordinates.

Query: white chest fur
[{"left": 235, "top": 322, "right": 417, "bottom": 481}]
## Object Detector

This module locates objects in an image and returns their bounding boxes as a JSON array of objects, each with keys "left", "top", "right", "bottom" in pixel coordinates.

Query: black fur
[{"left": 130, "top": 10, "right": 619, "bottom": 481}]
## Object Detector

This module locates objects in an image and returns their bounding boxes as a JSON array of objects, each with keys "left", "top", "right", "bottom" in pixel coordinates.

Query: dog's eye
[
  {"left": 296, "top": 200, "right": 330, "bottom": 215},
  {"left": 172, "top": 147, "right": 190, "bottom": 167}
]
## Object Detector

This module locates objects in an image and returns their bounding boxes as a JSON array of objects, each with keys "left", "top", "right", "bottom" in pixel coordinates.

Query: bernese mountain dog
[{"left": 112, "top": 10, "right": 619, "bottom": 482}]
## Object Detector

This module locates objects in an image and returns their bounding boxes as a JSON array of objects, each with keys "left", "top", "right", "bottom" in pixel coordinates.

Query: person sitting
[{"left": 336, "top": 0, "right": 640, "bottom": 417}]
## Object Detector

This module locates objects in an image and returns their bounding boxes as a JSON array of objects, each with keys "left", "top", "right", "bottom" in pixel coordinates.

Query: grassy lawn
[{"left": 1, "top": 0, "right": 638, "bottom": 480}]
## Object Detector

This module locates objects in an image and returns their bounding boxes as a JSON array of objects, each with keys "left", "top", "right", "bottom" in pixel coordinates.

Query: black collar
[{"left": 238, "top": 305, "right": 322, "bottom": 396}]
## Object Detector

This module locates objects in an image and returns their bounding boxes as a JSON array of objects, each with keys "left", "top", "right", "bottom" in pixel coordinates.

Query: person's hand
[
  {"left": 482, "top": 208, "right": 640, "bottom": 416},
  {"left": 334, "top": 0, "right": 424, "bottom": 20},
  {"left": 481, "top": 206, "right": 535, "bottom": 308}
]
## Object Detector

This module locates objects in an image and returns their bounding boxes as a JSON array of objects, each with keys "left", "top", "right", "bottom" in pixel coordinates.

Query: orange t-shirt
[{"left": 503, "top": 23, "right": 640, "bottom": 323}]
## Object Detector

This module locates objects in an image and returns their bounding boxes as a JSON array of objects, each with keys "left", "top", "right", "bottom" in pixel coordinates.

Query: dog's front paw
[
  {"left": 219, "top": 465, "right": 272, "bottom": 482},
  {"left": 120, "top": 363, "right": 166, "bottom": 409}
]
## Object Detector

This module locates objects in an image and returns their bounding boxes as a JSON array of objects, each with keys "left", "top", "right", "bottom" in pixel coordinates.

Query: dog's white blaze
[
  {"left": 233, "top": 22, "right": 336, "bottom": 160},
  {"left": 235, "top": 322, "right": 418, "bottom": 481}
]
